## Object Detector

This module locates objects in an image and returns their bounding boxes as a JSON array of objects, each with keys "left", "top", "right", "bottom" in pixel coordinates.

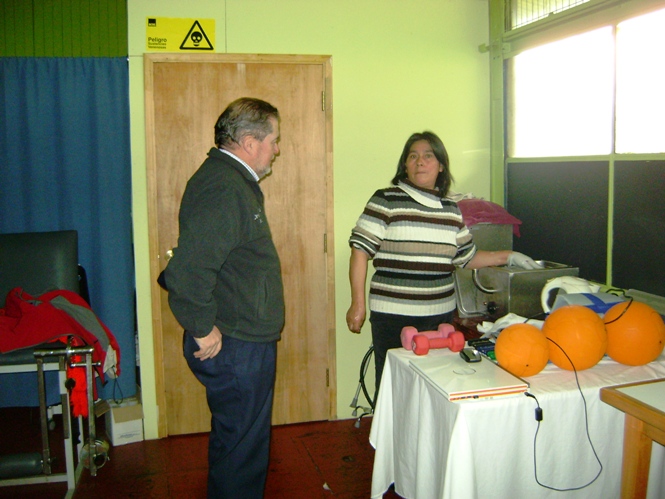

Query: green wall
[
  {"left": 1, "top": 0, "right": 127, "bottom": 56},
  {"left": 4, "top": 0, "right": 491, "bottom": 437},
  {"left": 129, "top": 0, "right": 492, "bottom": 438}
]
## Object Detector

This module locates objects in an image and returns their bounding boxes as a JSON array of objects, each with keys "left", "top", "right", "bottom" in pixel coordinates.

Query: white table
[{"left": 370, "top": 348, "right": 665, "bottom": 499}]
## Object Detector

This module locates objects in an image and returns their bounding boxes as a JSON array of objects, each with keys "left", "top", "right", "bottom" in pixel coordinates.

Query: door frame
[{"left": 143, "top": 53, "right": 336, "bottom": 437}]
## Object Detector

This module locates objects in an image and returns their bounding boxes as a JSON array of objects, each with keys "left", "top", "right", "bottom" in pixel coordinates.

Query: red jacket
[{"left": 0, "top": 288, "right": 121, "bottom": 416}]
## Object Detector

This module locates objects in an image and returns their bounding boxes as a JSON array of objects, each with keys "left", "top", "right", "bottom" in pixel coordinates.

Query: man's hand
[
  {"left": 507, "top": 252, "right": 543, "bottom": 270},
  {"left": 193, "top": 325, "right": 222, "bottom": 361}
]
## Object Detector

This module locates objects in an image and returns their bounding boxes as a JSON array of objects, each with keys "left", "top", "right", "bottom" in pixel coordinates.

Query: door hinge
[
  {"left": 321, "top": 90, "right": 325, "bottom": 111},
  {"left": 323, "top": 233, "right": 327, "bottom": 253},
  {"left": 326, "top": 368, "right": 329, "bottom": 387}
]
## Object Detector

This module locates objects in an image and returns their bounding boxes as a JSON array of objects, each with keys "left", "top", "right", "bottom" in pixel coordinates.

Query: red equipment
[
  {"left": 400, "top": 323, "right": 466, "bottom": 356},
  {"left": 412, "top": 332, "right": 465, "bottom": 355},
  {"left": 400, "top": 323, "right": 455, "bottom": 350}
]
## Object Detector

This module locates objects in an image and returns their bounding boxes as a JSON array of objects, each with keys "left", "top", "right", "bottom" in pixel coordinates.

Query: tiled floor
[{"left": 0, "top": 408, "right": 400, "bottom": 498}]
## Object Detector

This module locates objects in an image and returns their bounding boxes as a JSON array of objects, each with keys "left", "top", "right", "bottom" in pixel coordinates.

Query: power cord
[
  {"left": 351, "top": 345, "right": 375, "bottom": 427},
  {"left": 111, "top": 366, "right": 125, "bottom": 404},
  {"left": 604, "top": 296, "right": 634, "bottom": 325},
  {"left": 524, "top": 338, "right": 603, "bottom": 492},
  {"left": 524, "top": 392, "right": 543, "bottom": 422},
  {"left": 520, "top": 289, "right": 634, "bottom": 490}
]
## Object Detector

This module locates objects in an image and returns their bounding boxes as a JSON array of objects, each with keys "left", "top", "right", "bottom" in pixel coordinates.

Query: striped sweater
[{"left": 349, "top": 180, "right": 476, "bottom": 317}]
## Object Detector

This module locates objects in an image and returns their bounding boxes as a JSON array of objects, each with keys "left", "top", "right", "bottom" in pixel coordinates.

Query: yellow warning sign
[{"left": 146, "top": 17, "right": 215, "bottom": 52}]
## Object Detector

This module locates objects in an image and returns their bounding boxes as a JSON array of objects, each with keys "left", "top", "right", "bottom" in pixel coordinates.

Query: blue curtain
[{"left": 0, "top": 57, "right": 136, "bottom": 402}]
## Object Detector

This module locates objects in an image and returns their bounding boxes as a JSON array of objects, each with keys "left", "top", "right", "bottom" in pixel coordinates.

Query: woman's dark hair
[
  {"left": 391, "top": 131, "right": 453, "bottom": 198},
  {"left": 214, "top": 97, "right": 279, "bottom": 148}
]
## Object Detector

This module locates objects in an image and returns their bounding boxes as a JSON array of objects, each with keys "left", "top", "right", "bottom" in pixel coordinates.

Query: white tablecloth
[{"left": 370, "top": 348, "right": 665, "bottom": 499}]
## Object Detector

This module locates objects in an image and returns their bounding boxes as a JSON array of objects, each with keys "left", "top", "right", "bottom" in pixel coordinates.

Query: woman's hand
[
  {"left": 467, "top": 249, "right": 541, "bottom": 270},
  {"left": 347, "top": 248, "right": 370, "bottom": 333},
  {"left": 346, "top": 302, "right": 366, "bottom": 333},
  {"left": 507, "top": 251, "right": 543, "bottom": 269}
]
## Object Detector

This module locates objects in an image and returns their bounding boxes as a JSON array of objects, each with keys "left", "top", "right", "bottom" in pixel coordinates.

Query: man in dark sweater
[{"left": 163, "top": 97, "right": 285, "bottom": 498}]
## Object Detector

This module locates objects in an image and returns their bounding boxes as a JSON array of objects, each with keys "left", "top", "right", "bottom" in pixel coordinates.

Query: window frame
[{"left": 489, "top": 0, "right": 665, "bottom": 292}]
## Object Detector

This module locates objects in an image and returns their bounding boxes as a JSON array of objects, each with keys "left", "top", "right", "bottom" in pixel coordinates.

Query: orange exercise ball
[
  {"left": 495, "top": 323, "right": 549, "bottom": 377},
  {"left": 543, "top": 305, "right": 607, "bottom": 371},
  {"left": 604, "top": 301, "right": 665, "bottom": 366}
]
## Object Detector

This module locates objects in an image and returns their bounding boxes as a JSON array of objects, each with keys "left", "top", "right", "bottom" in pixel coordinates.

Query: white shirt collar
[
  {"left": 219, "top": 148, "right": 259, "bottom": 182},
  {"left": 398, "top": 180, "right": 443, "bottom": 209}
]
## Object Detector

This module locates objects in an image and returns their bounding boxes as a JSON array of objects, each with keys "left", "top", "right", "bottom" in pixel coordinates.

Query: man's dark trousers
[{"left": 184, "top": 333, "right": 277, "bottom": 498}]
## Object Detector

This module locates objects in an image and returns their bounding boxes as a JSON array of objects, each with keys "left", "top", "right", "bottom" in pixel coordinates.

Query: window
[
  {"left": 509, "top": 0, "right": 590, "bottom": 30},
  {"left": 501, "top": 2, "right": 665, "bottom": 295},
  {"left": 508, "top": 6, "right": 665, "bottom": 158},
  {"left": 615, "top": 8, "right": 665, "bottom": 153},
  {"left": 508, "top": 27, "right": 614, "bottom": 157}
]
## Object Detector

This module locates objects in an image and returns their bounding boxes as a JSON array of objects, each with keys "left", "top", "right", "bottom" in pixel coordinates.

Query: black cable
[
  {"left": 604, "top": 296, "right": 634, "bottom": 325},
  {"left": 535, "top": 286, "right": 629, "bottom": 325},
  {"left": 604, "top": 287, "right": 626, "bottom": 297},
  {"left": 525, "top": 392, "right": 543, "bottom": 422},
  {"left": 525, "top": 338, "right": 603, "bottom": 492},
  {"left": 359, "top": 345, "right": 375, "bottom": 411},
  {"left": 524, "top": 311, "right": 548, "bottom": 322},
  {"left": 111, "top": 366, "right": 125, "bottom": 404}
]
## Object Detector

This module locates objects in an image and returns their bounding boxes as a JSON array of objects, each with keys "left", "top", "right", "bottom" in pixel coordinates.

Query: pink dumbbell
[
  {"left": 411, "top": 331, "right": 465, "bottom": 355},
  {"left": 400, "top": 323, "right": 456, "bottom": 350}
]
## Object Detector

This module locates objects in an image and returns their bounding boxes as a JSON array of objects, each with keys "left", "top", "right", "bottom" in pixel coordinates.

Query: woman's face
[{"left": 404, "top": 140, "right": 442, "bottom": 190}]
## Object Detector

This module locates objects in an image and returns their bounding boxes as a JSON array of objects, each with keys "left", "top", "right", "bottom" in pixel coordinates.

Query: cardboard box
[{"left": 103, "top": 401, "right": 144, "bottom": 446}]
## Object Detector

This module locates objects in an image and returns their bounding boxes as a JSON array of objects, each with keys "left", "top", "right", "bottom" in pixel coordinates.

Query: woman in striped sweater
[{"left": 347, "top": 131, "right": 540, "bottom": 391}]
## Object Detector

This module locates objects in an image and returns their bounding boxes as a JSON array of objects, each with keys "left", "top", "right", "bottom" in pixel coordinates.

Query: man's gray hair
[{"left": 215, "top": 97, "right": 279, "bottom": 148}]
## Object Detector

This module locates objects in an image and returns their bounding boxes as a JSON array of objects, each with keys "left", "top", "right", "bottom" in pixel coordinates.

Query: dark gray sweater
[{"left": 165, "top": 147, "right": 285, "bottom": 342}]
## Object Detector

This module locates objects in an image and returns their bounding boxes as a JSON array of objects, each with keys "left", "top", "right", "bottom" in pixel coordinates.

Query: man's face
[{"left": 251, "top": 117, "right": 280, "bottom": 178}]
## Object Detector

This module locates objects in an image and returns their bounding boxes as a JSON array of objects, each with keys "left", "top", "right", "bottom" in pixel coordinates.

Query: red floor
[{"left": 0, "top": 408, "right": 401, "bottom": 498}]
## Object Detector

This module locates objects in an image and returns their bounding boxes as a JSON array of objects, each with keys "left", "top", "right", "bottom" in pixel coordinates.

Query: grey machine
[{"left": 454, "top": 223, "right": 579, "bottom": 320}]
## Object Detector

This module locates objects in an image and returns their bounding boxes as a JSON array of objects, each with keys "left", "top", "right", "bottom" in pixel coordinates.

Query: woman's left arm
[
  {"left": 466, "top": 250, "right": 542, "bottom": 270},
  {"left": 465, "top": 250, "right": 511, "bottom": 269}
]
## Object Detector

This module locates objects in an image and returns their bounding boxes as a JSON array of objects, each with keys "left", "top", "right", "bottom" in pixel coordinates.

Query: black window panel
[
  {"left": 613, "top": 160, "right": 665, "bottom": 296},
  {"left": 506, "top": 161, "right": 608, "bottom": 283}
]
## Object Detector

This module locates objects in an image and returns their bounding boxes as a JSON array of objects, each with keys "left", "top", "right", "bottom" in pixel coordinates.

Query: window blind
[{"left": 509, "top": 0, "right": 590, "bottom": 29}]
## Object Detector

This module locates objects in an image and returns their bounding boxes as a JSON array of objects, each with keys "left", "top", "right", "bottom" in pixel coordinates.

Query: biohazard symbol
[{"left": 180, "top": 20, "right": 213, "bottom": 50}]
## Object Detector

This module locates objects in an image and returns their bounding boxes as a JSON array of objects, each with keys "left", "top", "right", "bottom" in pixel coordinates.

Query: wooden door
[{"left": 144, "top": 54, "right": 335, "bottom": 436}]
